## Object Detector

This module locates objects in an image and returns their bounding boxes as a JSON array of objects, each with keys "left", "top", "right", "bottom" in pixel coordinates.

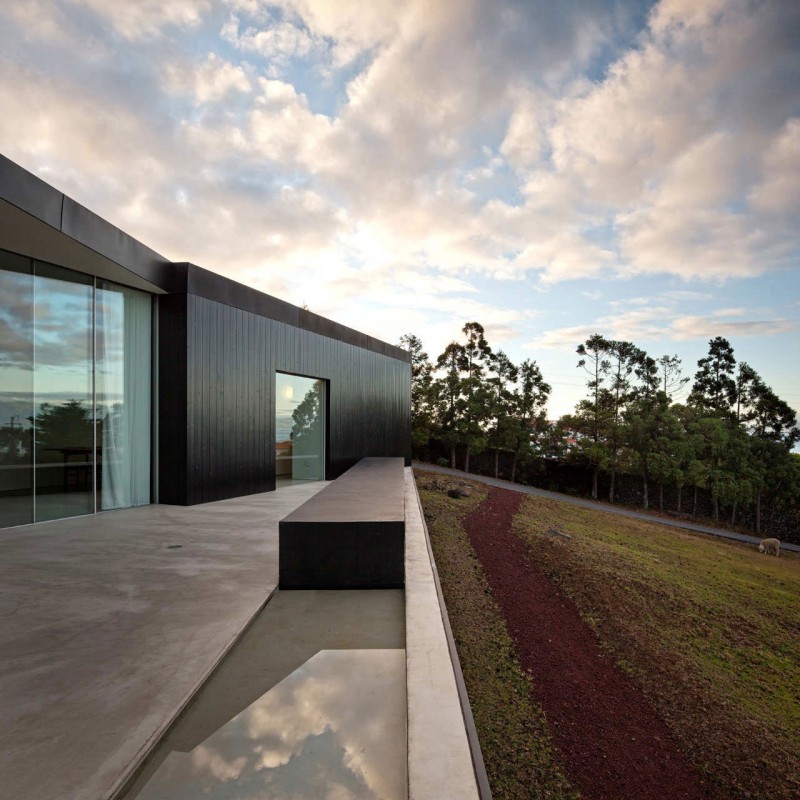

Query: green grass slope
[
  {"left": 417, "top": 473, "right": 579, "bottom": 800},
  {"left": 515, "top": 494, "right": 800, "bottom": 800}
]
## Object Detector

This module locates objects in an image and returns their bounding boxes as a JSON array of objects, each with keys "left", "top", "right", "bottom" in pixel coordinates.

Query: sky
[{"left": 0, "top": 0, "right": 798, "bottom": 420}]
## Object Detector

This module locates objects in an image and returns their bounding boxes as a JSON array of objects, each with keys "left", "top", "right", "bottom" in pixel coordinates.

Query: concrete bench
[{"left": 279, "top": 457, "right": 405, "bottom": 588}]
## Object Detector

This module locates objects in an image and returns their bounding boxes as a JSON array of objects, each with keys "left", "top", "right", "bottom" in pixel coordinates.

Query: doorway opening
[{"left": 275, "top": 373, "right": 326, "bottom": 488}]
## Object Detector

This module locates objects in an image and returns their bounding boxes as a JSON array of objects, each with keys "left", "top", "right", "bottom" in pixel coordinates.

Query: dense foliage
[{"left": 402, "top": 328, "right": 800, "bottom": 534}]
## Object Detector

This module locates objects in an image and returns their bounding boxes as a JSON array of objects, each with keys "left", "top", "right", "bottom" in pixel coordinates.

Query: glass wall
[
  {"left": 0, "top": 252, "right": 34, "bottom": 526},
  {"left": 0, "top": 249, "right": 152, "bottom": 529},
  {"left": 96, "top": 281, "right": 152, "bottom": 510},
  {"left": 275, "top": 373, "right": 325, "bottom": 485},
  {"left": 33, "top": 262, "right": 94, "bottom": 522}
]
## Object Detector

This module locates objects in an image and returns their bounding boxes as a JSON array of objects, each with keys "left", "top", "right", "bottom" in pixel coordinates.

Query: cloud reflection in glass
[{"left": 132, "top": 649, "right": 406, "bottom": 800}]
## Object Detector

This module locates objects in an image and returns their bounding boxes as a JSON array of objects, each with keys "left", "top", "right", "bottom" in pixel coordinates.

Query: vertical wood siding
[
  {"left": 157, "top": 294, "right": 188, "bottom": 505},
  {"left": 160, "top": 294, "right": 411, "bottom": 505}
]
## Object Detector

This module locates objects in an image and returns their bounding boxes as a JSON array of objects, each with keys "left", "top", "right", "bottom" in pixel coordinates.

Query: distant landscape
[
  {"left": 417, "top": 472, "right": 800, "bottom": 800},
  {"left": 404, "top": 323, "right": 800, "bottom": 543}
]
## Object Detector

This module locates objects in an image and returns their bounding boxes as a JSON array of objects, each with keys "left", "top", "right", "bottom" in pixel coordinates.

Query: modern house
[
  {"left": 0, "top": 155, "right": 486, "bottom": 800},
  {"left": 0, "top": 154, "right": 411, "bottom": 530}
]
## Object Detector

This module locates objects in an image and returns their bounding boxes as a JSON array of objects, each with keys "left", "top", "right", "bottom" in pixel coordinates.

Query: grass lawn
[
  {"left": 515, "top": 494, "right": 800, "bottom": 800},
  {"left": 416, "top": 473, "right": 579, "bottom": 800},
  {"left": 416, "top": 470, "right": 800, "bottom": 800}
]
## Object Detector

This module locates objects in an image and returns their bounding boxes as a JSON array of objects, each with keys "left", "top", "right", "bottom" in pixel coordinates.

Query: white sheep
[{"left": 758, "top": 538, "right": 781, "bottom": 557}]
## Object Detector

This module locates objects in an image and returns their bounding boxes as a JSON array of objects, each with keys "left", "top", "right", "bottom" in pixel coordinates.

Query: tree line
[{"left": 402, "top": 325, "right": 800, "bottom": 534}]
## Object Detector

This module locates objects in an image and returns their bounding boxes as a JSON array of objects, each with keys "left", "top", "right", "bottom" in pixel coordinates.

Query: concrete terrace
[{"left": 0, "top": 469, "right": 482, "bottom": 800}]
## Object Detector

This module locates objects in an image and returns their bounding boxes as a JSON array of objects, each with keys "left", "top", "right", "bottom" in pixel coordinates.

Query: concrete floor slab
[{"left": 0, "top": 483, "right": 326, "bottom": 800}]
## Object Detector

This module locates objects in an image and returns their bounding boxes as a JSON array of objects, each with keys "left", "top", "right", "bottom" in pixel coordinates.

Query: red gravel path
[{"left": 463, "top": 486, "right": 710, "bottom": 800}]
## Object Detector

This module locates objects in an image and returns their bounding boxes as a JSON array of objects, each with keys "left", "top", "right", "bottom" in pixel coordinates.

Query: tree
[
  {"left": 486, "top": 350, "right": 519, "bottom": 478},
  {"left": 672, "top": 404, "right": 704, "bottom": 515},
  {"left": 292, "top": 383, "right": 323, "bottom": 445},
  {"left": 689, "top": 336, "right": 736, "bottom": 414},
  {"left": 430, "top": 323, "right": 496, "bottom": 472},
  {"left": 0, "top": 415, "right": 30, "bottom": 465},
  {"left": 33, "top": 400, "right": 94, "bottom": 462},
  {"left": 716, "top": 423, "right": 754, "bottom": 526},
  {"left": 570, "top": 334, "right": 644, "bottom": 502},
  {"left": 433, "top": 341, "right": 467, "bottom": 469},
  {"left": 688, "top": 414, "right": 730, "bottom": 523},
  {"left": 733, "top": 362, "right": 759, "bottom": 424},
  {"left": 657, "top": 354, "right": 689, "bottom": 400},
  {"left": 741, "top": 374, "right": 799, "bottom": 532},
  {"left": 747, "top": 378, "right": 799, "bottom": 446},
  {"left": 574, "top": 334, "right": 612, "bottom": 499},
  {"left": 507, "top": 359, "right": 551, "bottom": 483},
  {"left": 461, "top": 322, "right": 492, "bottom": 378},
  {"left": 625, "top": 392, "right": 684, "bottom": 511},
  {"left": 456, "top": 322, "right": 493, "bottom": 472},
  {"left": 400, "top": 333, "right": 435, "bottom": 454},
  {"left": 622, "top": 348, "right": 687, "bottom": 511}
]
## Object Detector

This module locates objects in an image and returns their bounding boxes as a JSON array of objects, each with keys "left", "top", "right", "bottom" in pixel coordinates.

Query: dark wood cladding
[
  {"left": 177, "top": 262, "right": 409, "bottom": 362},
  {"left": 159, "top": 293, "right": 411, "bottom": 505},
  {"left": 157, "top": 294, "right": 188, "bottom": 505}
]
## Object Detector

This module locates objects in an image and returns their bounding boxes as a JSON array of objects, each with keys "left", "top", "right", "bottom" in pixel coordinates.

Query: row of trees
[
  {"left": 403, "top": 325, "right": 800, "bottom": 533},
  {"left": 402, "top": 324, "right": 552, "bottom": 484}
]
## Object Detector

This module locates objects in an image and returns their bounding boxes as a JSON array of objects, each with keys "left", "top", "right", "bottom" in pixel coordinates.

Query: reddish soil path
[{"left": 463, "top": 486, "right": 711, "bottom": 800}]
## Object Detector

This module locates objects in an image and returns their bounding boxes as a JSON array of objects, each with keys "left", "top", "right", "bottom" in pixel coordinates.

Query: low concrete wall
[{"left": 404, "top": 467, "right": 488, "bottom": 799}]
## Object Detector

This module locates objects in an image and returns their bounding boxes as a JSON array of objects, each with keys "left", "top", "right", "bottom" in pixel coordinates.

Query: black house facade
[{"left": 0, "top": 155, "right": 411, "bottom": 529}]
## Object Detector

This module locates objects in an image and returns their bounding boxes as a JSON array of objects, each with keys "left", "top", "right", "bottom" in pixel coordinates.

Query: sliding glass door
[
  {"left": 275, "top": 373, "right": 325, "bottom": 484},
  {"left": 0, "top": 249, "right": 152, "bottom": 529},
  {"left": 33, "top": 263, "right": 94, "bottom": 522},
  {"left": 96, "top": 281, "right": 151, "bottom": 510}
]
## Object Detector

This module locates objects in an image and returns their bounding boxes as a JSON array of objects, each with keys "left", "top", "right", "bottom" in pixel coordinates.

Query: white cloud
[
  {"left": 78, "top": 0, "right": 210, "bottom": 40},
  {"left": 165, "top": 53, "right": 252, "bottom": 104},
  {"left": 713, "top": 307, "right": 745, "bottom": 318},
  {"left": 0, "top": 0, "right": 797, "bottom": 396},
  {"left": 223, "top": 13, "right": 324, "bottom": 66},
  {"left": 670, "top": 316, "right": 799, "bottom": 341},
  {"left": 0, "top": 0, "right": 73, "bottom": 43},
  {"left": 749, "top": 118, "right": 800, "bottom": 216},
  {"left": 506, "top": 0, "right": 800, "bottom": 283},
  {"left": 248, "top": 79, "right": 333, "bottom": 167},
  {"left": 530, "top": 307, "right": 799, "bottom": 351},
  {"left": 500, "top": 88, "right": 548, "bottom": 169}
]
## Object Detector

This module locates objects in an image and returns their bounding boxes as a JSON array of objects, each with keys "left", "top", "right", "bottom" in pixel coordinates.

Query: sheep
[{"left": 758, "top": 538, "right": 781, "bottom": 557}]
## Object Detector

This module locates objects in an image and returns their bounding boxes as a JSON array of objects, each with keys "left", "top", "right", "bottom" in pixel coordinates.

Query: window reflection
[
  {"left": 276, "top": 373, "right": 325, "bottom": 484},
  {"left": 0, "top": 252, "right": 33, "bottom": 526},
  {"left": 33, "top": 262, "right": 94, "bottom": 522},
  {"left": 0, "top": 251, "right": 152, "bottom": 529}
]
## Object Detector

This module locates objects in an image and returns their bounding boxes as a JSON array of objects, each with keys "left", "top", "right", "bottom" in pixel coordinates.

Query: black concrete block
[{"left": 279, "top": 457, "right": 405, "bottom": 589}]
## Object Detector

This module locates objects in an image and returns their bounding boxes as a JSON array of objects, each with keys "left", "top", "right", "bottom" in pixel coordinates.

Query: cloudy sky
[{"left": 1, "top": 0, "right": 798, "bottom": 418}]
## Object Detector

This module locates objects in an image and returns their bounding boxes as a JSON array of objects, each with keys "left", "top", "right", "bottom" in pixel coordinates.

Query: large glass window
[
  {"left": 0, "top": 250, "right": 152, "bottom": 529},
  {"left": 275, "top": 373, "right": 325, "bottom": 485},
  {"left": 0, "top": 252, "right": 34, "bottom": 527},
  {"left": 96, "top": 281, "right": 152, "bottom": 510},
  {"left": 33, "top": 262, "right": 94, "bottom": 522}
]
